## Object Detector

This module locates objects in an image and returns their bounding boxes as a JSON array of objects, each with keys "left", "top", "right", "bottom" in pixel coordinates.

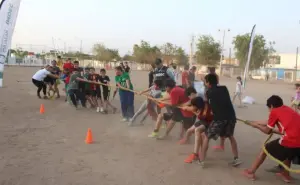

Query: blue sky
[{"left": 11, "top": 0, "right": 300, "bottom": 56}]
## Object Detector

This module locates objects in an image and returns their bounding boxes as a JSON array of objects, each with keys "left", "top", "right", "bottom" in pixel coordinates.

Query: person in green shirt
[
  {"left": 68, "top": 68, "right": 88, "bottom": 109},
  {"left": 115, "top": 66, "right": 135, "bottom": 122}
]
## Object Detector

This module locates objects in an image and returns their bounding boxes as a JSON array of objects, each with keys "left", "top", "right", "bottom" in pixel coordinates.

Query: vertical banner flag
[
  {"left": 0, "top": 0, "right": 21, "bottom": 87},
  {"left": 243, "top": 24, "right": 256, "bottom": 89}
]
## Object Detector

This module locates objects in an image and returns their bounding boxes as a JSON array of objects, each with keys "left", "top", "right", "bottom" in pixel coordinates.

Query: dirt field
[{"left": 0, "top": 66, "right": 299, "bottom": 185}]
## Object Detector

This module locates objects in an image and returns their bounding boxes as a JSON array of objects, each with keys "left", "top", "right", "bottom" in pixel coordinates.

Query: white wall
[{"left": 267, "top": 53, "right": 300, "bottom": 69}]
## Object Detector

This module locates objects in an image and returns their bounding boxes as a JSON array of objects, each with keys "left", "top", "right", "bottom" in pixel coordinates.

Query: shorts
[
  {"left": 265, "top": 139, "right": 300, "bottom": 162},
  {"left": 102, "top": 89, "right": 110, "bottom": 101},
  {"left": 163, "top": 108, "right": 195, "bottom": 130},
  {"left": 55, "top": 79, "right": 61, "bottom": 85},
  {"left": 44, "top": 76, "right": 55, "bottom": 85},
  {"left": 91, "top": 89, "right": 101, "bottom": 98},
  {"left": 194, "top": 119, "right": 210, "bottom": 129},
  {"left": 85, "top": 89, "right": 92, "bottom": 96},
  {"left": 206, "top": 120, "right": 236, "bottom": 140}
]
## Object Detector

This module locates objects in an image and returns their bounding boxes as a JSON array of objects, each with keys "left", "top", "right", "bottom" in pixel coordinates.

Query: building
[{"left": 252, "top": 53, "right": 300, "bottom": 82}]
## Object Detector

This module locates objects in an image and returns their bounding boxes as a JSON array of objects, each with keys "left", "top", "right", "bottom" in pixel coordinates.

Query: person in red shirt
[
  {"left": 148, "top": 79, "right": 195, "bottom": 139},
  {"left": 88, "top": 68, "right": 104, "bottom": 113},
  {"left": 181, "top": 65, "right": 189, "bottom": 88},
  {"left": 183, "top": 96, "right": 213, "bottom": 164},
  {"left": 178, "top": 87, "right": 213, "bottom": 145},
  {"left": 63, "top": 58, "right": 74, "bottom": 73},
  {"left": 243, "top": 95, "right": 300, "bottom": 183}
]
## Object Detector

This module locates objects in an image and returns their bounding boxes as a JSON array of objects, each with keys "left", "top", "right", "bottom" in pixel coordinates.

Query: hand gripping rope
[{"left": 90, "top": 80, "right": 300, "bottom": 173}]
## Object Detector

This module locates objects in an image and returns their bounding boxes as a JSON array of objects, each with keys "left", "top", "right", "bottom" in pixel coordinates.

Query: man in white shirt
[{"left": 32, "top": 65, "right": 58, "bottom": 99}]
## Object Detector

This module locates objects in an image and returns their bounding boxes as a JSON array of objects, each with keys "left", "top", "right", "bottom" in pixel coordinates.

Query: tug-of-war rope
[{"left": 55, "top": 78, "right": 300, "bottom": 173}]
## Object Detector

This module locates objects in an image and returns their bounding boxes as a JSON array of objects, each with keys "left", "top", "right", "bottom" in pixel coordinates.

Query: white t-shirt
[
  {"left": 32, "top": 69, "right": 50, "bottom": 81},
  {"left": 236, "top": 81, "right": 242, "bottom": 93}
]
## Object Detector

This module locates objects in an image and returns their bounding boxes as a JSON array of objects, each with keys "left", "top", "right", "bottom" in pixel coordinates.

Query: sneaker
[
  {"left": 199, "top": 161, "right": 205, "bottom": 168},
  {"left": 100, "top": 107, "right": 104, "bottom": 112},
  {"left": 242, "top": 169, "right": 256, "bottom": 181},
  {"left": 178, "top": 139, "right": 187, "bottom": 145},
  {"left": 148, "top": 132, "right": 158, "bottom": 138},
  {"left": 112, "top": 108, "right": 117, "bottom": 114},
  {"left": 43, "top": 96, "right": 49, "bottom": 99},
  {"left": 265, "top": 165, "right": 283, "bottom": 173},
  {"left": 121, "top": 118, "right": 128, "bottom": 122},
  {"left": 229, "top": 158, "right": 242, "bottom": 167},
  {"left": 276, "top": 172, "right": 291, "bottom": 183},
  {"left": 128, "top": 119, "right": 134, "bottom": 126},
  {"left": 96, "top": 107, "right": 100, "bottom": 113},
  {"left": 212, "top": 145, "right": 224, "bottom": 151},
  {"left": 184, "top": 153, "right": 199, "bottom": 163}
]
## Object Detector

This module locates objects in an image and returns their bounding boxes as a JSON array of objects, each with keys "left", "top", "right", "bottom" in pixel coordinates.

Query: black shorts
[
  {"left": 206, "top": 120, "right": 236, "bottom": 140},
  {"left": 194, "top": 120, "right": 210, "bottom": 129},
  {"left": 85, "top": 89, "right": 92, "bottom": 96},
  {"left": 44, "top": 76, "right": 55, "bottom": 85},
  {"left": 91, "top": 89, "right": 101, "bottom": 98},
  {"left": 163, "top": 108, "right": 195, "bottom": 130},
  {"left": 265, "top": 139, "right": 300, "bottom": 162},
  {"left": 163, "top": 108, "right": 183, "bottom": 122},
  {"left": 102, "top": 89, "right": 110, "bottom": 100}
]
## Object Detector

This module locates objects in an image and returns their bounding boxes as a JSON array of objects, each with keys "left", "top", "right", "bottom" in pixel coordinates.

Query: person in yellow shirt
[{"left": 56, "top": 56, "right": 63, "bottom": 70}]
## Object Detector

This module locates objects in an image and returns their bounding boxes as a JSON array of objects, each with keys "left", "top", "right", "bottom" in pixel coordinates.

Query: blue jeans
[{"left": 119, "top": 90, "right": 134, "bottom": 119}]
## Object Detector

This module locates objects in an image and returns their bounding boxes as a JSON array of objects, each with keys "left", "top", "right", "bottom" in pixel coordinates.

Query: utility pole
[
  {"left": 189, "top": 35, "right": 195, "bottom": 67},
  {"left": 218, "top": 29, "right": 230, "bottom": 75},
  {"left": 229, "top": 48, "right": 232, "bottom": 64}
]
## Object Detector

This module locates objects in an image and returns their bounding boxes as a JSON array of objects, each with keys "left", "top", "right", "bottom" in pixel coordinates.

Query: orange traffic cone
[
  {"left": 40, "top": 104, "right": 45, "bottom": 114},
  {"left": 85, "top": 128, "right": 93, "bottom": 144}
]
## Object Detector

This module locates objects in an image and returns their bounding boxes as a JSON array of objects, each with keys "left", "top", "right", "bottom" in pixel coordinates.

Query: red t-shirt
[
  {"left": 267, "top": 105, "right": 300, "bottom": 148},
  {"left": 63, "top": 62, "right": 74, "bottom": 73},
  {"left": 182, "top": 71, "right": 188, "bottom": 85},
  {"left": 170, "top": 86, "right": 194, "bottom": 117},
  {"left": 197, "top": 103, "right": 213, "bottom": 123},
  {"left": 88, "top": 74, "right": 100, "bottom": 90},
  {"left": 65, "top": 75, "right": 70, "bottom": 84}
]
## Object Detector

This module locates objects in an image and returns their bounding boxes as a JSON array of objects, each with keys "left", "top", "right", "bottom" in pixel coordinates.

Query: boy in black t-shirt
[
  {"left": 99, "top": 69, "right": 117, "bottom": 113},
  {"left": 199, "top": 74, "right": 242, "bottom": 167}
]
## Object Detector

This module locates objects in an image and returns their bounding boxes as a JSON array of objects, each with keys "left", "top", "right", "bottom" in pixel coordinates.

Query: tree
[
  {"left": 122, "top": 54, "right": 132, "bottom": 61},
  {"left": 132, "top": 40, "right": 161, "bottom": 64},
  {"left": 160, "top": 42, "right": 177, "bottom": 65},
  {"left": 195, "top": 35, "right": 221, "bottom": 66},
  {"left": 92, "top": 44, "right": 120, "bottom": 63},
  {"left": 10, "top": 48, "right": 29, "bottom": 63},
  {"left": 174, "top": 47, "right": 188, "bottom": 65},
  {"left": 263, "top": 41, "right": 277, "bottom": 67},
  {"left": 232, "top": 34, "right": 273, "bottom": 70}
]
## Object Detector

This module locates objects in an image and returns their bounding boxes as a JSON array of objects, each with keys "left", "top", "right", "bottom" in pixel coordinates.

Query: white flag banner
[
  {"left": 0, "top": 0, "right": 21, "bottom": 87},
  {"left": 242, "top": 24, "right": 256, "bottom": 89}
]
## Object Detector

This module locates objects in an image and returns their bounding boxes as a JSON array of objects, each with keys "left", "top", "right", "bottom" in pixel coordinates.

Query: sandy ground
[{"left": 0, "top": 66, "right": 299, "bottom": 185}]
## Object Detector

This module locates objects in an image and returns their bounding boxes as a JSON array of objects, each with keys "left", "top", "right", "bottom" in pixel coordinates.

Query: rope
[{"left": 88, "top": 80, "right": 300, "bottom": 173}]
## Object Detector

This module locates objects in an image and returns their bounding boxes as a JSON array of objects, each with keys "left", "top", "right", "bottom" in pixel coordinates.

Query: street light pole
[{"left": 218, "top": 29, "right": 230, "bottom": 76}]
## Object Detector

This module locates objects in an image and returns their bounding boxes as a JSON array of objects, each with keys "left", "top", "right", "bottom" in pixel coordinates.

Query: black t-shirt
[
  {"left": 148, "top": 70, "right": 154, "bottom": 88},
  {"left": 206, "top": 85, "right": 236, "bottom": 121},
  {"left": 125, "top": 66, "right": 130, "bottom": 73},
  {"left": 51, "top": 66, "right": 61, "bottom": 75},
  {"left": 98, "top": 75, "right": 110, "bottom": 92}
]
